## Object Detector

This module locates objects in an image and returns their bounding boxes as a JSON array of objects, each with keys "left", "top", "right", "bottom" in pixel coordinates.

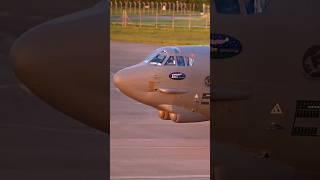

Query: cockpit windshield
[
  {"left": 143, "top": 51, "right": 158, "bottom": 63},
  {"left": 144, "top": 50, "right": 167, "bottom": 66},
  {"left": 165, "top": 56, "right": 176, "bottom": 65},
  {"left": 164, "top": 55, "right": 194, "bottom": 67},
  {"left": 144, "top": 48, "right": 195, "bottom": 67}
]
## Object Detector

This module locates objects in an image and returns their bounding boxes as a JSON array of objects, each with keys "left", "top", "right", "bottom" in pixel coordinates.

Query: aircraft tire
[
  {"left": 169, "top": 113, "right": 178, "bottom": 122},
  {"left": 159, "top": 111, "right": 170, "bottom": 120}
]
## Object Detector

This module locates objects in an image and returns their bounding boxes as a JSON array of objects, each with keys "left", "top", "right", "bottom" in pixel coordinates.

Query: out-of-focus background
[
  {"left": 110, "top": 0, "right": 210, "bottom": 45},
  {"left": 0, "top": 1, "right": 108, "bottom": 179}
]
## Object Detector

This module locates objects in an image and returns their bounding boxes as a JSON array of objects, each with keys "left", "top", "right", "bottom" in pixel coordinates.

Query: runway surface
[
  {"left": 110, "top": 41, "right": 210, "bottom": 179},
  {"left": 110, "top": 41, "right": 320, "bottom": 180},
  {"left": 0, "top": 34, "right": 108, "bottom": 180}
]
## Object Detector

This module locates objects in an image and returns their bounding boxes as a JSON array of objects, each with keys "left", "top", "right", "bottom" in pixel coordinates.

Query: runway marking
[
  {"left": 110, "top": 175, "right": 210, "bottom": 179},
  {"left": 111, "top": 146, "right": 209, "bottom": 149}
]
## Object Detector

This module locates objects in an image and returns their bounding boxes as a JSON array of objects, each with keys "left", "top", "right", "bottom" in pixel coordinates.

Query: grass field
[{"left": 110, "top": 24, "right": 209, "bottom": 45}]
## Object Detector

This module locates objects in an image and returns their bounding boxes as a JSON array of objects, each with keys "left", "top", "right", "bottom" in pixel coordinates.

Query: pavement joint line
[
  {"left": 111, "top": 146, "right": 209, "bottom": 149},
  {"left": 110, "top": 175, "right": 210, "bottom": 179}
]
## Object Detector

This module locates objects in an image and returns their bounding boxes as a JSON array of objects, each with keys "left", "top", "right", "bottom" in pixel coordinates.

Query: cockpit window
[
  {"left": 245, "top": 0, "right": 269, "bottom": 14},
  {"left": 165, "top": 56, "right": 176, "bottom": 66},
  {"left": 164, "top": 56, "right": 194, "bottom": 67},
  {"left": 149, "top": 51, "right": 167, "bottom": 65},
  {"left": 186, "top": 57, "right": 195, "bottom": 66},
  {"left": 176, "top": 56, "right": 185, "bottom": 66},
  {"left": 143, "top": 51, "right": 158, "bottom": 63},
  {"left": 215, "top": 0, "right": 240, "bottom": 14}
]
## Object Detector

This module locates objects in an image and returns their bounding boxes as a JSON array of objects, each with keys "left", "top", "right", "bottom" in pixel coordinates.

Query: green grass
[{"left": 110, "top": 24, "right": 209, "bottom": 45}]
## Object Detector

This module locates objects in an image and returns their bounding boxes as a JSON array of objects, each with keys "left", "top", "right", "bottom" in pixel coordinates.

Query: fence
[{"left": 110, "top": 0, "right": 210, "bottom": 30}]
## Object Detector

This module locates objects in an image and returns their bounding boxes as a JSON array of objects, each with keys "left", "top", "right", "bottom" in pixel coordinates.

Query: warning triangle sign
[{"left": 270, "top": 104, "right": 282, "bottom": 114}]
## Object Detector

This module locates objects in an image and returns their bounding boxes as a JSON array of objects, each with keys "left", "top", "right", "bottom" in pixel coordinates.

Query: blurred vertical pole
[
  {"left": 172, "top": 8, "right": 175, "bottom": 30},
  {"left": 139, "top": 7, "right": 142, "bottom": 28},
  {"left": 115, "top": 0, "right": 118, "bottom": 15},
  {"left": 193, "top": 3, "right": 195, "bottom": 16},
  {"left": 129, "top": 2, "right": 132, "bottom": 15},
  {"left": 119, "top": 1, "right": 122, "bottom": 15},
  {"left": 176, "top": 1, "right": 179, "bottom": 15},
  {"left": 188, "top": 12, "right": 191, "bottom": 31},
  {"left": 151, "top": 1, "right": 154, "bottom": 15},
  {"left": 125, "top": 10, "right": 128, "bottom": 28},
  {"left": 121, "top": 10, "right": 124, "bottom": 27},
  {"left": 142, "top": 2, "right": 145, "bottom": 15},
  {"left": 205, "top": 7, "right": 209, "bottom": 30},
  {"left": 208, "top": 5, "right": 210, "bottom": 29},
  {"left": 156, "top": 2, "right": 158, "bottom": 16},
  {"left": 124, "top": 1, "right": 127, "bottom": 28},
  {"left": 124, "top": 1, "right": 128, "bottom": 26},
  {"left": 156, "top": 11, "right": 158, "bottom": 29},
  {"left": 138, "top": 1, "right": 141, "bottom": 26},
  {"left": 205, "top": 11, "right": 208, "bottom": 29}
]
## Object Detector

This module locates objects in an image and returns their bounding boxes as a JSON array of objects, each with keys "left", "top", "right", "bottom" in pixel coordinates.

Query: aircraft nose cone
[
  {"left": 113, "top": 70, "right": 125, "bottom": 90},
  {"left": 9, "top": 7, "right": 108, "bottom": 132},
  {"left": 10, "top": 29, "right": 45, "bottom": 91}
]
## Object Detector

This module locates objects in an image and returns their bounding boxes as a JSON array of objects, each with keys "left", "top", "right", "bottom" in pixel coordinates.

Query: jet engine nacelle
[
  {"left": 158, "top": 105, "right": 208, "bottom": 123},
  {"left": 169, "top": 111, "right": 208, "bottom": 123}
]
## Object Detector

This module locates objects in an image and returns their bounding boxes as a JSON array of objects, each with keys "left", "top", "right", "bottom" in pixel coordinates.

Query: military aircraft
[
  {"left": 212, "top": 0, "right": 320, "bottom": 174},
  {"left": 113, "top": 46, "right": 210, "bottom": 123}
]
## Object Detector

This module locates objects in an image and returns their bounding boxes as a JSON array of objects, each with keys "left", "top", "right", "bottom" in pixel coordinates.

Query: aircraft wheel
[
  {"left": 159, "top": 111, "right": 170, "bottom": 120},
  {"left": 169, "top": 113, "right": 178, "bottom": 122}
]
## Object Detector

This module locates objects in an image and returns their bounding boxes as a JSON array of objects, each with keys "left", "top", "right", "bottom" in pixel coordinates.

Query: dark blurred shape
[
  {"left": 0, "top": 0, "right": 101, "bottom": 35},
  {"left": 10, "top": 2, "right": 108, "bottom": 133}
]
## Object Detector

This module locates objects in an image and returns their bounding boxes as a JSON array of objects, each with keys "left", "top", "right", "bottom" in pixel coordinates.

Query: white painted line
[
  {"left": 111, "top": 175, "right": 210, "bottom": 179},
  {"left": 111, "top": 146, "right": 209, "bottom": 149}
]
